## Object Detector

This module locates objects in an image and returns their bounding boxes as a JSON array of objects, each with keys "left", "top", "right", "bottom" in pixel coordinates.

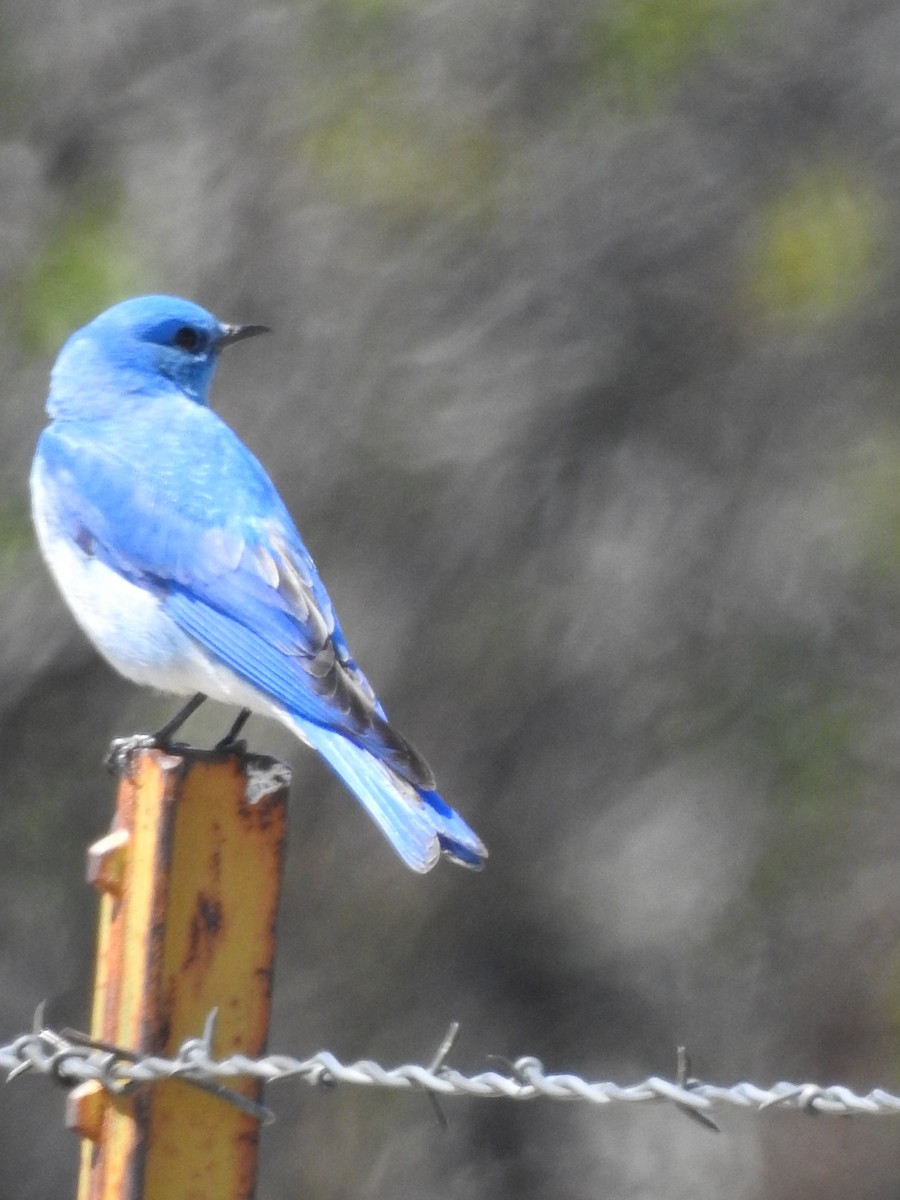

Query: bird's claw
[
  {"left": 104, "top": 733, "right": 179, "bottom": 776},
  {"left": 214, "top": 735, "right": 248, "bottom": 754}
]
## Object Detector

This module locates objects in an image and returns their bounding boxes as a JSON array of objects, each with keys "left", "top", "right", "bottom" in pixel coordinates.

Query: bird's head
[{"left": 47, "top": 295, "right": 269, "bottom": 418}]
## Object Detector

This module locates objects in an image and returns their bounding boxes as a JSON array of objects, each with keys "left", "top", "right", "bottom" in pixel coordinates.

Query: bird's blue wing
[
  {"left": 161, "top": 588, "right": 485, "bottom": 870},
  {"left": 35, "top": 411, "right": 434, "bottom": 786}
]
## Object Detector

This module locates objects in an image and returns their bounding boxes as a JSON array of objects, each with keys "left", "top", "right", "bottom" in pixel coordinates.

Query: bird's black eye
[{"left": 173, "top": 325, "right": 203, "bottom": 352}]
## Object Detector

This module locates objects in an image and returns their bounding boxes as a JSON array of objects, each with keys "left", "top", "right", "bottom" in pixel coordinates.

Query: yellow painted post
[{"left": 66, "top": 746, "right": 290, "bottom": 1200}]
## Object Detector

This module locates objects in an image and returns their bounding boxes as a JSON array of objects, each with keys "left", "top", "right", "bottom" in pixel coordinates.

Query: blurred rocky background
[{"left": 3, "top": 0, "right": 900, "bottom": 1195}]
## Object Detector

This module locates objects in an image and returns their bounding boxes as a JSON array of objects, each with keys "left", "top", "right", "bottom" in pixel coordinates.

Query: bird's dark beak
[{"left": 217, "top": 323, "right": 271, "bottom": 348}]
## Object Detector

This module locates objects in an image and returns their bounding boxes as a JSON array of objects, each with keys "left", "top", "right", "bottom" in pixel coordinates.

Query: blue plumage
[{"left": 31, "top": 295, "right": 486, "bottom": 873}]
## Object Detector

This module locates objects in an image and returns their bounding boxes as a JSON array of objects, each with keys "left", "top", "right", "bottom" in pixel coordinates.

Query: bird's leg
[
  {"left": 104, "top": 692, "right": 208, "bottom": 774},
  {"left": 215, "top": 707, "right": 252, "bottom": 751},
  {"left": 153, "top": 692, "right": 208, "bottom": 743}
]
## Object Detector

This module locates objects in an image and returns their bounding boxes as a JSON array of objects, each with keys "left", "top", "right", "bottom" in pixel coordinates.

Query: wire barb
[
  {"left": 675, "top": 1045, "right": 719, "bottom": 1133},
  {"left": 421, "top": 1021, "right": 462, "bottom": 1130}
]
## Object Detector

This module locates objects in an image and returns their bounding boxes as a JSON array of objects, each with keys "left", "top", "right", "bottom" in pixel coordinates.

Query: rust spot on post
[{"left": 182, "top": 891, "right": 225, "bottom": 970}]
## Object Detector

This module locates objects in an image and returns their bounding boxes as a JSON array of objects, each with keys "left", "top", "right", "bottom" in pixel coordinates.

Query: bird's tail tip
[
  {"left": 419, "top": 788, "right": 488, "bottom": 870},
  {"left": 437, "top": 833, "right": 488, "bottom": 869},
  {"left": 287, "top": 715, "right": 487, "bottom": 873}
]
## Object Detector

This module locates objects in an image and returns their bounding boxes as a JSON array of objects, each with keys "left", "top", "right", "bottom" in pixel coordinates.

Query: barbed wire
[{"left": 3, "top": 1010, "right": 899, "bottom": 1130}]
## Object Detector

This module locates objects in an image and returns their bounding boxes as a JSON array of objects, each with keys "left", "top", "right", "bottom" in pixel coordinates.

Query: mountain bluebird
[{"left": 31, "top": 295, "right": 487, "bottom": 873}]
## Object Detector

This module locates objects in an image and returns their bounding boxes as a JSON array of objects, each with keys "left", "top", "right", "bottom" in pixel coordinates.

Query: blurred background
[{"left": 2, "top": 0, "right": 900, "bottom": 1195}]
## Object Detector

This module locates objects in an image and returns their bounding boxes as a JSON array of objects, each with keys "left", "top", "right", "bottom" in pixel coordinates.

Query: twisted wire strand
[{"left": 2, "top": 1018, "right": 899, "bottom": 1126}]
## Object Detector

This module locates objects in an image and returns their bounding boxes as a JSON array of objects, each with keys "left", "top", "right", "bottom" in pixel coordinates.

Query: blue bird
[{"left": 30, "top": 295, "right": 487, "bottom": 873}]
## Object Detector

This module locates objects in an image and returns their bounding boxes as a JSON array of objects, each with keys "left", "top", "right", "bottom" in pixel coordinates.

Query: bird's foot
[
  {"left": 104, "top": 700, "right": 254, "bottom": 774},
  {"left": 104, "top": 693, "right": 210, "bottom": 775}
]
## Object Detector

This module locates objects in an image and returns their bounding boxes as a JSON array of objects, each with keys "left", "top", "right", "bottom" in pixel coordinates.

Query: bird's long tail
[{"left": 285, "top": 714, "right": 487, "bottom": 873}]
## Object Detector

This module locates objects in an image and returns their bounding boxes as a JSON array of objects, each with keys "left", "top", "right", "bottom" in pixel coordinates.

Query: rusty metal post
[{"left": 67, "top": 746, "right": 290, "bottom": 1200}]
